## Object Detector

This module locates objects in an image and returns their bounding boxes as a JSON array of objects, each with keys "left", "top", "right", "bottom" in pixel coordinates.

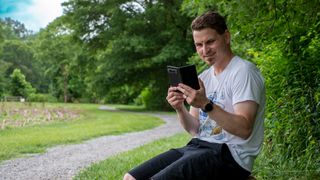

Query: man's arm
[
  {"left": 207, "top": 100, "right": 258, "bottom": 139},
  {"left": 177, "top": 80, "right": 258, "bottom": 140},
  {"left": 175, "top": 105, "right": 200, "bottom": 136},
  {"left": 166, "top": 87, "right": 200, "bottom": 136}
]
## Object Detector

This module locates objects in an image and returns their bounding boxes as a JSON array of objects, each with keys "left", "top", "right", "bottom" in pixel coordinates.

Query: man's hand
[
  {"left": 166, "top": 86, "right": 201, "bottom": 136},
  {"left": 166, "top": 87, "right": 186, "bottom": 111},
  {"left": 177, "top": 79, "right": 209, "bottom": 109}
]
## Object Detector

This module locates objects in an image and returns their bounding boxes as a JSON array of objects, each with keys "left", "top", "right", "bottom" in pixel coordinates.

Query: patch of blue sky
[
  {"left": 0, "top": 0, "right": 66, "bottom": 32},
  {"left": 0, "top": 0, "right": 32, "bottom": 15}
]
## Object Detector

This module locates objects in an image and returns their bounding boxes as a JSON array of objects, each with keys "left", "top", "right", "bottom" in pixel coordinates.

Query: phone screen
[{"left": 167, "top": 65, "right": 199, "bottom": 90}]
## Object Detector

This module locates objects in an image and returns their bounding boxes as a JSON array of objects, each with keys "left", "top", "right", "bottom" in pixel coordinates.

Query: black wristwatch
[{"left": 201, "top": 100, "right": 214, "bottom": 113}]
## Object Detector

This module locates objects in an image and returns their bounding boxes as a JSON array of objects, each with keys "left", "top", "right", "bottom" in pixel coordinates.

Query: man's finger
[
  {"left": 178, "top": 83, "right": 193, "bottom": 91},
  {"left": 168, "top": 96, "right": 185, "bottom": 103},
  {"left": 168, "top": 86, "right": 178, "bottom": 93},
  {"left": 176, "top": 86, "right": 186, "bottom": 94}
]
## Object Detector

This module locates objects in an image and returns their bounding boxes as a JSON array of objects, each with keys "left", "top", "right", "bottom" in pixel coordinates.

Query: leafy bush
[
  {"left": 27, "top": 93, "right": 58, "bottom": 102},
  {"left": 248, "top": 32, "right": 320, "bottom": 177},
  {"left": 135, "top": 83, "right": 171, "bottom": 111},
  {"left": 103, "top": 85, "right": 139, "bottom": 105},
  {"left": 9, "top": 68, "right": 35, "bottom": 98}
]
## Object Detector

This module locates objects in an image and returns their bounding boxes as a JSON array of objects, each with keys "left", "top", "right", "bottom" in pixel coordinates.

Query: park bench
[{"left": 3, "top": 96, "right": 25, "bottom": 102}]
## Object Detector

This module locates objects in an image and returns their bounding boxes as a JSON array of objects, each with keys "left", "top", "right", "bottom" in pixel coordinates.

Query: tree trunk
[{"left": 63, "top": 65, "right": 68, "bottom": 103}]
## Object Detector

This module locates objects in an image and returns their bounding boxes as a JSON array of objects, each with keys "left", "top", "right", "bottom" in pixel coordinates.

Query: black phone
[{"left": 167, "top": 64, "right": 200, "bottom": 90}]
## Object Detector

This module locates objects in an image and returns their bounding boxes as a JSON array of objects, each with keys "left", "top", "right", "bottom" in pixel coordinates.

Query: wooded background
[{"left": 0, "top": 0, "right": 319, "bottom": 176}]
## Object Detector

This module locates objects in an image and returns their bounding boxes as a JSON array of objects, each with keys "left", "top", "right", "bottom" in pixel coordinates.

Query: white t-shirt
[{"left": 196, "top": 56, "right": 265, "bottom": 172}]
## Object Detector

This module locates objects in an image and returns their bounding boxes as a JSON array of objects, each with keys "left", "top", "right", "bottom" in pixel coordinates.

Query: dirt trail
[{"left": 0, "top": 110, "right": 184, "bottom": 180}]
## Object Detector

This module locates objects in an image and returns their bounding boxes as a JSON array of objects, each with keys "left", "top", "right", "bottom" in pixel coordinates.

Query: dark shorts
[{"left": 128, "top": 138, "right": 250, "bottom": 180}]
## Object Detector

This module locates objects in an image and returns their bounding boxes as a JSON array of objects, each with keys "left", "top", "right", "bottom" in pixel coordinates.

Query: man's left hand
[{"left": 177, "top": 79, "right": 209, "bottom": 109}]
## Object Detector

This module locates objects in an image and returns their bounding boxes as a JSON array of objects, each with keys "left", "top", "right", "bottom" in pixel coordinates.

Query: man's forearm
[
  {"left": 176, "top": 106, "right": 200, "bottom": 136},
  {"left": 207, "top": 103, "right": 255, "bottom": 139}
]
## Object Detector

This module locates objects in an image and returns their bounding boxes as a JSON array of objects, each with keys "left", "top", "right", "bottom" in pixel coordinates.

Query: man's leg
[
  {"left": 150, "top": 146, "right": 221, "bottom": 180},
  {"left": 125, "top": 148, "right": 183, "bottom": 180},
  {"left": 219, "top": 144, "right": 251, "bottom": 179},
  {"left": 151, "top": 140, "right": 250, "bottom": 180}
]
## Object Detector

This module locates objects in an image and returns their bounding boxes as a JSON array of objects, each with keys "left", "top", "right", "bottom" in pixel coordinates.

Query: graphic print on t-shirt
[{"left": 199, "top": 92, "right": 226, "bottom": 140}]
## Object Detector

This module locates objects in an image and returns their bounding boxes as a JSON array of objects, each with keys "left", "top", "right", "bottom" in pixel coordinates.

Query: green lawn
[
  {"left": 74, "top": 133, "right": 191, "bottom": 180},
  {"left": 0, "top": 103, "right": 164, "bottom": 162}
]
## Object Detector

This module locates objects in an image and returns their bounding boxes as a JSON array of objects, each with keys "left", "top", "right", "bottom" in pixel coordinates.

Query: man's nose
[{"left": 203, "top": 44, "right": 210, "bottom": 56}]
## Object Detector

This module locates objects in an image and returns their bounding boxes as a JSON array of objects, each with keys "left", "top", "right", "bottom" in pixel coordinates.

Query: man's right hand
[{"left": 166, "top": 87, "right": 185, "bottom": 111}]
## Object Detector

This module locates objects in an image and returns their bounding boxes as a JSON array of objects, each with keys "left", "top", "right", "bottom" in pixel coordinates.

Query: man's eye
[
  {"left": 207, "top": 40, "right": 215, "bottom": 44},
  {"left": 195, "top": 44, "right": 202, "bottom": 48}
]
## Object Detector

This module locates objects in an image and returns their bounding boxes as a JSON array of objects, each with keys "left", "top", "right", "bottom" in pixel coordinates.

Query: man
[{"left": 123, "top": 11, "right": 265, "bottom": 180}]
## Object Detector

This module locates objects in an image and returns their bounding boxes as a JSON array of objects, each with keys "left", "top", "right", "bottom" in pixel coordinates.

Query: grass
[
  {"left": 0, "top": 102, "right": 164, "bottom": 162},
  {"left": 74, "top": 133, "right": 191, "bottom": 180},
  {"left": 253, "top": 148, "right": 320, "bottom": 180},
  {"left": 74, "top": 132, "right": 320, "bottom": 180}
]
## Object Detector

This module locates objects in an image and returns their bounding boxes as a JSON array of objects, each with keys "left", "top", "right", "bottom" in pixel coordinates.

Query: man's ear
[{"left": 224, "top": 30, "right": 231, "bottom": 45}]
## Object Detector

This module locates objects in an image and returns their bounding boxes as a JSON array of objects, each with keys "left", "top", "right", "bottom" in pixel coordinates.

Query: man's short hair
[{"left": 191, "top": 11, "right": 228, "bottom": 34}]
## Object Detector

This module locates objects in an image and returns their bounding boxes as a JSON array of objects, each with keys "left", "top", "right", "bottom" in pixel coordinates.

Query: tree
[
  {"left": 0, "top": 18, "right": 33, "bottom": 39},
  {"left": 63, "top": 0, "right": 194, "bottom": 109},
  {"left": 0, "top": 60, "right": 11, "bottom": 98},
  {"left": 9, "top": 68, "right": 35, "bottom": 98},
  {"left": 0, "top": 18, "right": 41, "bottom": 91},
  {"left": 0, "top": 22, "right": 4, "bottom": 43},
  {"left": 0, "top": 40, "right": 37, "bottom": 82},
  {"left": 33, "top": 16, "right": 91, "bottom": 102}
]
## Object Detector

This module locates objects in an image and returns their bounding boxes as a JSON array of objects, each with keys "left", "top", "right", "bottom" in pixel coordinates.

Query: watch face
[
  {"left": 204, "top": 101, "right": 213, "bottom": 112},
  {"left": 205, "top": 103, "right": 213, "bottom": 112}
]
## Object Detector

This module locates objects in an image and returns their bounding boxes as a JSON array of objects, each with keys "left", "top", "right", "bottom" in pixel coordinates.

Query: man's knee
[{"left": 123, "top": 173, "right": 136, "bottom": 180}]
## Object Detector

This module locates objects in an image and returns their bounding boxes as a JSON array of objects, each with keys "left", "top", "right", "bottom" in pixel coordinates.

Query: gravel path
[{"left": 0, "top": 109, "right": 184, "bottom": 180}]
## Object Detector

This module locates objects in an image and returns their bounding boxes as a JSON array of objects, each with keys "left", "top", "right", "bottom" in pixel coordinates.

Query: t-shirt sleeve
[{"left": 231, "top": 65, "right": 265, "bottom": 106}]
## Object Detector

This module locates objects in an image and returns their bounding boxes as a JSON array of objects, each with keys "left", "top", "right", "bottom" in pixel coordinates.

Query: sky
[{"left": 0, "top": 0, "right": 67, "bottom": 32}]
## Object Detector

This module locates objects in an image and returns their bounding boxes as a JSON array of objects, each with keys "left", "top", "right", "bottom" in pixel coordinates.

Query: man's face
[{"left": 193, "top": 28, "right": 230, "bottom": 66}]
